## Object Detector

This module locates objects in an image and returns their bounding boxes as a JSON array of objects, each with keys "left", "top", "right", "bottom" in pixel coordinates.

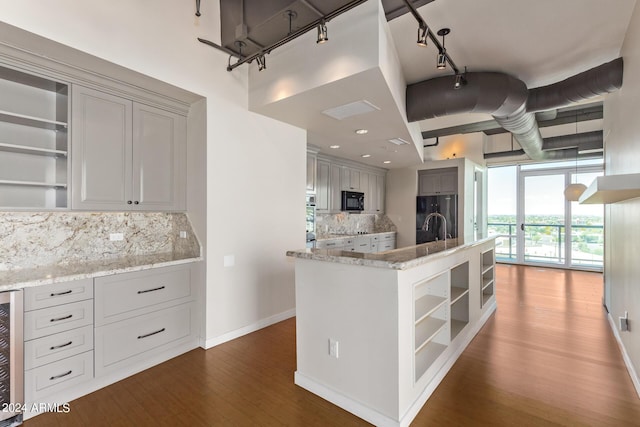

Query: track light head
[
  {"left": 417, "top": 24, "right": 428, "bottom": 47},
  {"left": 454, "top": 72, "right": 467, "bottom": 89},
  {"left": 437, "top": 50, "right": 447, "bottom": 69},
  {"left": 256, "top": 54, "right": 266, "bottom": 71},
  {"left": 317, "top": 20, "right": 328, "bottom": 44}
]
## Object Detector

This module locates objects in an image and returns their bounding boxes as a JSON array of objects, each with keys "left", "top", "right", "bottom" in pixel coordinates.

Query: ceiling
[{"left": 218, "top": 0, "right": 636, "bottom": 168}]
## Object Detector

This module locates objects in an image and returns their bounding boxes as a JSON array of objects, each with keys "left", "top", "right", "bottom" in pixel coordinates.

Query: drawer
[
  {"left": 379, "top": 241, "right": 396, "bottom": 252},
  {"left": 95, "top": 265, "right": 192, "bottom": 326},
  {"left": 25, "top": 325, "right": 94, "bottom": 370},
  {"left": 24, "top": 278, "right": 93, "bottom": 311},
  {"left": 24, "top": 299, "right": 93, "bottom": 341},
  {"left": 316, "top": 239, "right": 343, "bottom": 249},
  {"left": 25, "top": 351, "right": 93, "bottom": 403},
  {"left": 95, "top": 303, "right": 193, "bottom": 377},
  {"left": 380, "top": 233, "right": 395, "bottom": 241}
]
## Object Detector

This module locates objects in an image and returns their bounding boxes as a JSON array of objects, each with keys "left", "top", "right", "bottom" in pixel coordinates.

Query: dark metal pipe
[
  {"left": 224, "top": 0, "right": 369, "bottom": 72},
  {"left": 197, "top": 38, "right": 244, "bottom": 59}
]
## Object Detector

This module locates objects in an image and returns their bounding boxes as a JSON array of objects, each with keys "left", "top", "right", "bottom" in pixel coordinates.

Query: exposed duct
[
  {"left": 527, "top": 58, "right": 624, "bottom": 113},
  {"left": 406, "top": 58, "right": 624, "bottom": 160}
]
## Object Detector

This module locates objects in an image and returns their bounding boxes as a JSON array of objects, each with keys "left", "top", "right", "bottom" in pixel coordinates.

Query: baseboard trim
[
  {"left": 203, "top": 308, "right": 296, "bottom": 349},
  {"left": 295, "top": 372, "right": 399, "bottom": 427},
  {"left": 295, "top": 300, "right": 498, "bottom": 427},
  {"left": 607, "top": 313, "right": 640, "bottom": 399}
]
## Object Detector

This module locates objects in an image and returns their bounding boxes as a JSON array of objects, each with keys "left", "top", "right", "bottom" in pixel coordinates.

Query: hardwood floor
[{"left": 25, "top": 265, "right": 640, "bottom": 426}]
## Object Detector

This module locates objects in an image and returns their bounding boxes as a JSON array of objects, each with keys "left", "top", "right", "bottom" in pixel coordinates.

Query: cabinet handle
[
  {"left": 50, "top": 290, "right": 72, "bottom": 297},
  {"left": 127, "top": 200, "right": 133, "bottom": 205},
  {"left": 50, "top": 341, "right": 73, "bottom": 350},
  {"left": 137, "top": 327, "right": 166, "bottom": 339},
  {"left": 50, "top": 314, "right": 73, "bottom": 322},
  {"left": 137, "top": 285, "right": 166, "bottom": 294},
  {"left": 134, "top": 201, "right": 139, "bottom": 205},
  {"left": 50, "top": 370, "right": 72, "bottom": 381}
]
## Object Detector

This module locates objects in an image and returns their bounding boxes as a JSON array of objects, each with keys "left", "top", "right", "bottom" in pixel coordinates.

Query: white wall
[
  {"left": 0, "top": 0, "right": 306, "bottom": 345},
  {"left": 603, "top": 0, "right": 640, "bottom": 393}
]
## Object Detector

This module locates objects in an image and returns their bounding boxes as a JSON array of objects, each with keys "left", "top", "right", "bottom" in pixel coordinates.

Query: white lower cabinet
[
  {"left": 23, "top": 263, "right": 198, "bottom": 416},
  {"left": 23, "top": 280, "right": 95, "bottom": 405},
  {"left": 95, "top": 303, "right": 193, "bottom": 376},
  {"left": 94, "top": 264, "right": 196, "bottom": 377}
]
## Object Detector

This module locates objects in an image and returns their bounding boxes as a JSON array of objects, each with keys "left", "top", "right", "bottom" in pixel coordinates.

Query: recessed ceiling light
[
  {"left": 355, "top": 129, "right": 368, "bottom": 135},
  {"left": 329, "top": 145, "right": 340, "bottom": 149},
  {"left": 361, "top": 154, "right": 371, "bottom": 158},
  {"left": 383, "top": 160, "right": 391, "bottom": 164}
]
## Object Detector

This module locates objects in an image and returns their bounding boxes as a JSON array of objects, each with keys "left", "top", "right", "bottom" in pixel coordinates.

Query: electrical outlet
[
  {"left": 328, "top": 338, "right": 339, "bottom": 358},
  {"left": 109, "top": 233, "right": 124, "bottom": 241},
  {"left": 179, "top": 231, "right": 187, "bottom": 239},
  {"left": 620, "top": 311, "right": 629, "bottom": 332}
]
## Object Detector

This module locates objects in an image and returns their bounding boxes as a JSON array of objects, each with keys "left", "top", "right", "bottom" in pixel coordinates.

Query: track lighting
[
  {"left": 256, "top": 54, "right": 266, "bottom": 71},
  {"left": 436, "top": 28, "right": 450, "bottom": 70},
  {"left": 454, "top": 68, "right": 467, "bottom": 89},
  {"left": 417, "top": 24, "right": 428, "bottom": 47},
  {"left": 317, "top": 20, "right": 328, "bottom": 44}
]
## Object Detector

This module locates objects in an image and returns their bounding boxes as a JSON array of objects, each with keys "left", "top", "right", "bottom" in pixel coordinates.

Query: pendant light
[{"left": 564, "top": 114, "right": 587, "bottom": 201}]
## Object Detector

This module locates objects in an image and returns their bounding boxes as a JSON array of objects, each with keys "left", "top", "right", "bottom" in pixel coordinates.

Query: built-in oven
[
  {"left": 0, "top": 290, "right": 23, "bottom": 426},
  {"left": 341, "top": 191, "right": 364, "bottom": 212}
]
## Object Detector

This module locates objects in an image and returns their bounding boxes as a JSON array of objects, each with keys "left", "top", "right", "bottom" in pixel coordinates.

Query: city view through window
[{"left": 487, "top": 163, "right": 603, "bottom": 269}]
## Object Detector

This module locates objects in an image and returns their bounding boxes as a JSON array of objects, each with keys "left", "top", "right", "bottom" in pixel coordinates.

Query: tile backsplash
[
  {"left": 316, "top": 213, "right": 396, "bottom": 238},
  {"left": 0, "top": 212, "right": 200, "bottom": 271}
]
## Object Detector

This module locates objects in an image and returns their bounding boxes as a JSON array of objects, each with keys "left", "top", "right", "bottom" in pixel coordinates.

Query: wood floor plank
[{"left": 24, "top": 265, "right": 640, "bottom": 426}]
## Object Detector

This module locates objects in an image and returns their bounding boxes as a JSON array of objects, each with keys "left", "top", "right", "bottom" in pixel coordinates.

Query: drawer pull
[
  {"left": 50, "top": 341, "right": 73, "bottom": 351},
  {"left": 137, "top": 327, "right": 166, "bottom": 339},
  {"left": 137, "top": 285, "right": 166, "bottom": 294},
  {"left": 50, "top": 370, "right": 72, "bottom": 381},
  {"left": 50, "top": 314, "right": 73, "bottom": 322},
  {"left": 50, "top": 290, "right": 72, "bottom": 297}
]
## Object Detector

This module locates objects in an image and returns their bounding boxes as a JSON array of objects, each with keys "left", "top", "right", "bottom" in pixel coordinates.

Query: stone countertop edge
[
  {"left": 286, "top": 236, "right": 496, "bottom": 271},
  {"left": 0, "top": 254, "right": 203, "bottom": 292},
  {"left": 315, "top": 231, "right": 397, "bottom": 241}
]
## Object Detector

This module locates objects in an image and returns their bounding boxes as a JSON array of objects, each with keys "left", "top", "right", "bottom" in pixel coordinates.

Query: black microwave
[{"left": 341, "top": 191, "right": 364, "bottom": 211}]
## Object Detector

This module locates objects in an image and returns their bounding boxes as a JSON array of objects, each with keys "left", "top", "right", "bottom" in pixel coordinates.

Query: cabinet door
[
  {"left": 316, "top": 160, "right": 330, "bottom": 212},
  {"left": 330, "top": 164, "right": 342, "bottom": 212},
  {"left": 375, "top": 174, "right": 385, "bottom": 213},
  {"left": 71, "top": 86, "right": 133, "bottom": 210},
  {"left": 418, "top": 173, "right": 440, "bottom": 196},
  {"left": 306, "top": 153, "right": 316, "bottom": 193},
  {"left": 440, "top": 172, "right": 458, "bottom": 194},
  {"left": 342, "top": 167, "right": 361, "bottom": 191},
  {"left": 132, "top": 103, "right": 186, "bottom": 211}
]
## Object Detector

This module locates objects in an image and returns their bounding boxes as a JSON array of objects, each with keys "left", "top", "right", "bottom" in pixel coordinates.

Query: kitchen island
[{"left": 286, "top": 235, "right": 496, "bottom": 427}]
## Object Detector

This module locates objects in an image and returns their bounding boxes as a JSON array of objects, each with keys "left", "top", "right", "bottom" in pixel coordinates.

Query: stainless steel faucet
[{"left": 422, "top": 212, "right": 447, "bottom": 242}]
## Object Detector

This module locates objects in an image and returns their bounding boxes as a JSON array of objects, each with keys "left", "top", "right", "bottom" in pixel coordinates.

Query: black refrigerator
[{"left": 416, "top": 195, "right": 458, "bottom": 244}]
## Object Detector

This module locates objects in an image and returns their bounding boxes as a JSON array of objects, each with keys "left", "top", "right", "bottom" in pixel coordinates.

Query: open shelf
[
  {"left": 0, "top": 110, "right": 67, "bottom": 131},
  {"left": 415, "top": 315, "right": 447, "bottom": 351},
  {"left": 451, "top": 319, "right": 467, "bottom": 340},
  {"left": 0, "top": 64, "right": 69, "bottom": 208},
  {"left": 0, "top": 142, "right": 67, "bottom": 157},
  {"left": 0, "top": 180, "right": 67, "bottom": 188},
  {"left": 480, "top": 249, "right": 495, "bottom": 308},
  {"left": 450, "top": 287, "right": 469, "bottom": 305},
  {"left": 415, "top": 341, "right": 447, "bottom": 382},
  {"left": 415, "top": 295, "right": 447, "bottom": 323}
]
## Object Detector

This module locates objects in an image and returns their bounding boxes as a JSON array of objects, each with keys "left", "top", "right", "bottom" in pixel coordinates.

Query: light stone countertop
[
  {"left": 315, "top": 231, "right": 396, "bottom": 241},
  {"left": 0, "top": 253, "right": 202, "bottom": 292},
  {"left": 287, "top": 235, "right": 495, "bottom": 270}
]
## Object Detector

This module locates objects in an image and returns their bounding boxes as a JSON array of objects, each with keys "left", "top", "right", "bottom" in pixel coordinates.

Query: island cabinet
[
  {"left": 289, "top": 237, "right": 496, "bottom": 427},
  {"left": 71, "top": 85, "right": 187, "bottom": 211}
]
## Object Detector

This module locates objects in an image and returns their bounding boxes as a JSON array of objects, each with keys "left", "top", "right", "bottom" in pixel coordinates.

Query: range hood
[{"left": 579, "top": 173, "right": 640, "bottom": 204}]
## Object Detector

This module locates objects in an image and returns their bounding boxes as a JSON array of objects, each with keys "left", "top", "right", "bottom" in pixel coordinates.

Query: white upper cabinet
[
  {"left": 418, "top": 168, "right": 458, "bottom": 196},
  {"left": 306, "top": 152, "right": 316, "bottom": 193},
  {"left": 72, "top": 86, "right": 186, "bottom": 211}
]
